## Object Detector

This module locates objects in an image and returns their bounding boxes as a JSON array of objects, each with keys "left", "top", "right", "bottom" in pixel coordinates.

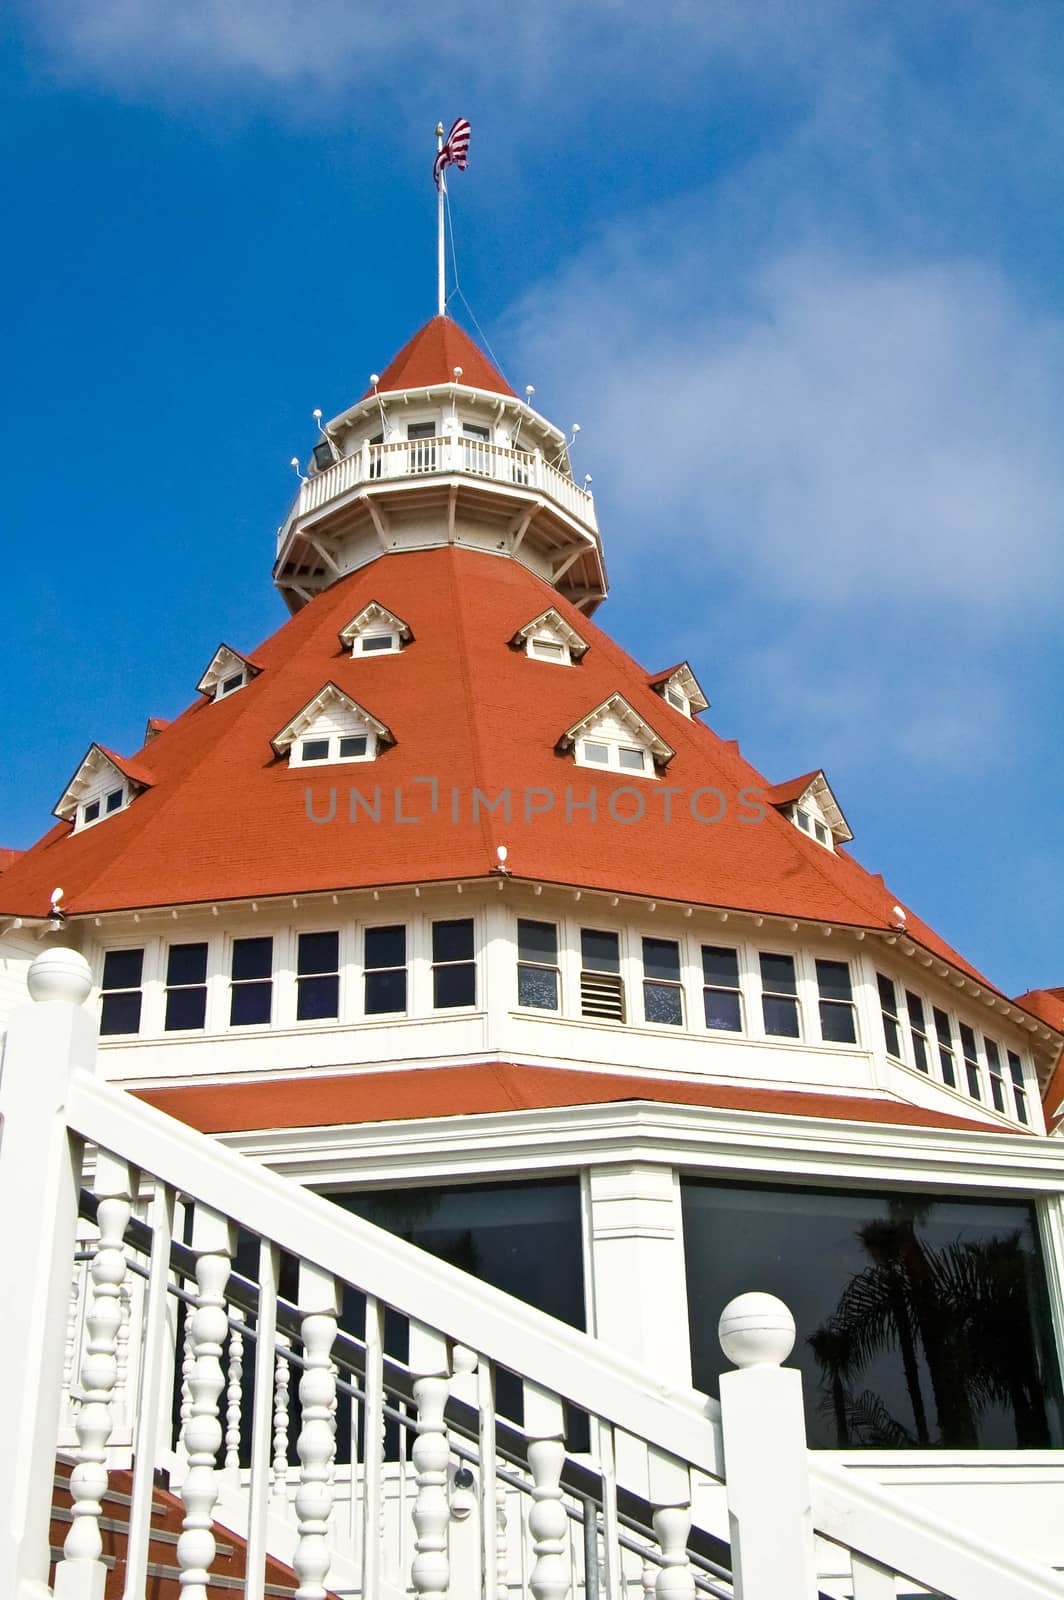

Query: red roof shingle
[{"left": 364, "top": 316, "right": 515, "bottom": 399}]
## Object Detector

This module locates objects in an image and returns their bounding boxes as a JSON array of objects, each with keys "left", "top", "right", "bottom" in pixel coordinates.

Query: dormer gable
[
  {"left": 143, "top": 717, "right": 170, "bottom": 745},
  {"left": 338, "top": 601, "right": 413, "bottom": 657},
  {"left": 558, "top": 693, "right": 674, "bottom": 778},
  {"left": 197, "top": 643, "right": 262, "bottom": 702},
  {"left": 649, "top": 662, "right": 709, "bottom": 718},
  {"left": 766, "top": 769, "right": 853, "bottom": 850},
  {"left": 271, "top": 684, "right": 394, "bottom": 768},
  {"left": 511, "top": 608, "right": 590, "bottom": 666},
  {"left": 55, "top": 744, "right": 154, "bottom": 832}
]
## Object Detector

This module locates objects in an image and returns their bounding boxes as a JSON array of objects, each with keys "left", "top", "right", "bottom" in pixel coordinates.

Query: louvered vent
[{"left": 580, "top": 971, "right": 626, "bottom": 1022}]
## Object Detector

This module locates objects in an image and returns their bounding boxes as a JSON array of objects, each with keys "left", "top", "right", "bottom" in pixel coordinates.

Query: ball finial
[
  {"left": 27, "top": 947, "right": 93, "bottom": 1007},
  {"left": 718, "top": 1292, "right": 795, "bottom": 1368}
]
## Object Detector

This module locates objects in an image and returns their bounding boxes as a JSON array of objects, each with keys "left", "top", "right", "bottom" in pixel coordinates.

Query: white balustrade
[
  {"left": 176, "top": 1204, "right": 237, "bottom": 1600},
  {"left": 410, "top": 1322, "right": 453, "bottom": 1600},
  {"left": 293, "top": 1262, "right": 341, "bottom": 1600},
  {"left": 54, "top": 1149, "right": 135, "bottom": 1600},
  {"left": 525, "top": 1383, "right": 571, "bottom": 1600}
]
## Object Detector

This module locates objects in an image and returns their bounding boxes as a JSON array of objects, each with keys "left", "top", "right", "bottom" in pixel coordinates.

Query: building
[{"left": 2, "top": 310, "right": 1064, "bottom": 1598}]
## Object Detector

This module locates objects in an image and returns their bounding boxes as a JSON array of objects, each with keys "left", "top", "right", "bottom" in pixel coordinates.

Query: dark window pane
[
  {"left": 230, "top": 981, "right": 272, "bottom": 1026},
  {"left": 820, "top": 1001, "right": 857, "bottom": 1044},
  {"left": 877, "top": 973, "right": 898, "bottom": 1013},
  {"left": 165, "top": 987, "right": 207, "bottom": 1031},
  {"left": 618, "top": 746, "right": 645, "bottom": 772},
  {"left": 103, "top": 948, "right": 143, "bottom": 990},
  {"left": 84, "top": 800, "right": 100, "bottom": 823},
  {"left": 760, "top": 953, "right": 797, "bottom": 995},
  {"left": 433, "top": 918, "right": 474, "bottom": 963},
  {"left": 297, "top": 973, "right": 339, "bottom": 1020},
  {"left": 167, "top": 942, "right": 207, "bottom": 986},
  {"left": 704, "top": 989, "right": 742, "bottom": 1031},
  {"left": 365, "top": 968, "right": 407, "bottom": 1013},
  {"left": 642, "top": 937, "right": 680, "bottom": 983},
  {"left": 883, "top": 1015, "right": 902, "bottom": 1058},
  {"left": 222, "top": 671, "right": 244, "bottom": 694},
  {"left": 301, "top": 739, "right": 329, "bottom": 762},
  {"left": 682, "top": 1179, "right": 1064, "bottom": 1450},
  {"left": 366, "top": 925, "right": 406, "bottom": 968},
  {"left": 581, "top": 928, "right": 620, "bottom": 973},
  {"left": 232, "top": 937, "right": 272, "bottom": 981},
  {"left": 298, "top": 931, "right": 339, "bottom": 976},
  {"left": 339, "top": 736, "right": 368, "bottom": 757},
  {"left": 101, "top": 990, "right": 141, "bottom": 1035},
  {"left": 644, "top": 981, "right": 683, "bottom": 1026},
  {"left": 518, "top": 966, "right": 559, "bottom": 1010},
  {"left": 433, "top": 963, "right": 476, "bottom": 1009},
  {"left": 361, "top": 635, "right": 393, "bottom": 652},
  {"left": 816, "top": 960, "right": 852, "bottom": 1002},
  {"left": 583, "top": 741, "right": 609, "bottom": 764},
  {"left": 702, "top": 945, "right": 738, "bottom": 987},
  {"left": 106, "top": 788, "right": 124, "bottom": 813},
  {"left": 907, "top": 992, "right": 927, "bottom": 1030},
  {"left": 763, "top": 994, "right": 800, "bottom": 1037},
  {"left": 518, "top": 919, "right": 558, "bottom": 964}
]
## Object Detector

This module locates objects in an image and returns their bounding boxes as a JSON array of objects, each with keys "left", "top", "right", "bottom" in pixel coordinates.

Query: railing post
[
  {"left": 717, "top": 1293, "right": 817, "bottom": 1600},
  {"left": 0, "top": 948, "right": 98, "bottom": 1600}
]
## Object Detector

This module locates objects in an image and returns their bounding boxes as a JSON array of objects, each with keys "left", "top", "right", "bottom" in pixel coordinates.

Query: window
[
  {"left": 816, "top": 960, "right": 857, "bottom": 1044},
  {"left": 432, "top": 918, "right": 476, "bottom": 1008},
  {"left": 682, "top": 1178, "right": 1064, "bottom": 1450},
  {"left": 105, "top": 788, "right": 124, "bottom": 814},
  {"left": 517, "top": 919, "right": 560, "bottom": 1010},
  {"left": 407, "top": 421, "right": 437, "bottom": 472},
  {"left": 643, "top": 937, "right": 683, "bottom": 1026},
  {"left": 795, "top": 809, "right": 812, "bottom": 833},
  {"left": 618, "top": 746, "right": 647, "bottom": 772},
  {"left": 297, "top": 931, "right": 340, "bottom": 1021},
  {"left": 580, "top": 929, "right": 625, "bottom": 1022},
  {"left": 220, "top": 670, "right": 245, "bottom": 696},
  {"left": 985, "top": 1037, "right": 1007, "bottom": 1113},
  {"left": 230, "top": 937, "right": 272, "bottom": 1026},
  {"left": 292, "top": 732, "right": 375, "bottom": 766},
  {"left": 702, "top": 945, "right": 742, "bottom": 1032},
  {"left": 529, "top": 638, "right": 568, "bottom": 663},
  {"left": 906, "top": 991, "right": 931, "bottom": 1072},
  {"left": 339, "top": 736, "right": 367, "bottom": 758},
  {"left": 462, "top": 422, "right": 491, "bottom": 473},
  {"left": 359, "top": 635, "right": 395, "bottom": 654},
  {"left": 364, "top": 925, "right": 407, "bottom": 1014},
  {"left": 100, "top": 949, "right": 143, "bottom": 1036},
  {"left": 760, "top": 952, "right": 800, "bottom": 1037},
  {"left": 164, "top": 943, "right": 208, "bottom": 1032},
  {"left": 83, "top": 800, "right": 101, "bottom": 825},
  {"left": 582, "top": 741, "right": 609, "bottom": 765},
  {"left": 814, "top": 820, "right": 830, "bottom": 846},
  {"left": 792, "top": 806, "right": 830, "bottom": 848},
  {"left": 877, "top": 973, "right": 902, "bottom": 1059},
  {"left": 301, "top": 739, "right": 330, "bottom": 762},
  {"left": 933, "top": 1007, "right": 957, "bottom": 1088},
  {"left": 576, "top": 739, "right": 650, "bottom": 775},
  {"left": 1008, "top": 1051, "right": 1029, "bottom": 1125},
  {"left": 959, "top": 1023, "right": 982, "bottom": 1100},
  {"left": 666, "top": 686, "right": 688, "bottom": 713}
]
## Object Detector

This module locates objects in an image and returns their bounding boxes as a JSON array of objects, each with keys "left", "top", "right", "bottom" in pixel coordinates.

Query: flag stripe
[{"left": 434, "top": 117, "right": 471, "bottom": 188}]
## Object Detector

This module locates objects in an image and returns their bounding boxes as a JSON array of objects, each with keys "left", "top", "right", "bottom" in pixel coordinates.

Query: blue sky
[{"left": 2, "top": 2, "right": 1062, "bottom": 995}]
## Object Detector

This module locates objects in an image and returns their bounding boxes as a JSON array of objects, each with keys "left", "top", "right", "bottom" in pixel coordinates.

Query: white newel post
[
  {"left": 717, "top": 1293, "right": 817, "bottom": 1600},
  {"left": 0, "top": 948, "right": 98, "bottom": 1600}
]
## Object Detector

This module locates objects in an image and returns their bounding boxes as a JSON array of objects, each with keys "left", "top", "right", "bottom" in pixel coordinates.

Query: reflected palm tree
[{"left": 809, "top": 1207, "right": 1051, "bottom": 1449}]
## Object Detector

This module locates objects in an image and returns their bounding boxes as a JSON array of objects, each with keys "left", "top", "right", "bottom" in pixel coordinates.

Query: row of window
[{"left": 876, "top": 973, "right": 1029, "bottom": 1123}]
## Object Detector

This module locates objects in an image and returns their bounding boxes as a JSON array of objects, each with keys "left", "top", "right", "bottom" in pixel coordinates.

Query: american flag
[{"left": 434, "top": 118, "right": 471, "bottom": 190}]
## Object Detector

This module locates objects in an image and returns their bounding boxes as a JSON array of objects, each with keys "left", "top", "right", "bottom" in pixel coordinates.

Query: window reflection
[{"left": 682, "top": 1180, "right": 1063, "bottom": 1449}]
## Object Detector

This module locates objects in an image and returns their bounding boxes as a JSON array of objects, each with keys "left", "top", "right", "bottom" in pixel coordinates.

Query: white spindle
[
  {"left": 175, "top": 1297, "right": 196, "bottom": 1479},
  {"left": 245, "top": 1241, "right": 279, "bottom": 1600},
  {"left": 641, "top": 1556, "right": 658, "bottom": 1600},
  {"left": 124, "top": 1183, "right": 178, "bottom": 1600},
  {"left": 54, "top": 1149, "right": 134, "bottom": 1600},
  {"left": 294, "top": 1262, "right": 342, "bottom": 1600},
  {"left": 525, "top": 1382, "right": 570, "bottom": 1600},
  {"left": 410, "top": 1322, "right": 452, "bottom": 1600},
  {"left": 114, "top": 1276, "right": 132, "bottom": 1430},
  {"left": 647, "top": 1448, "right": 694, "bottom": 1600},
  {"left": 496, "top": 1482, "right": 510, "bottom": 1600},
  {"left": 273, "top": 1333, "right": 292, "bottom": 1501},
  {"left": 224, "top": 1313, "right": 245, "bottom": 1474},
  {"left": 361, "top": 1295, "right": 385, "bottom": 1600},
  {"left": 176, "top": 1204, "right": 236, "bottom": 1600},
  {"left": 477, "top": 1356, "right": 500, "bottom": 1600}
]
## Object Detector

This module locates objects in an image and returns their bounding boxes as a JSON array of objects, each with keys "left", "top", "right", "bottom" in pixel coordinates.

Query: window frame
[
  {"left": 363, "top": 923, "right": 409, "bottom": 1017},
  {"left": 575, "top": 738, "right": 653, "bottom": 777},
  {"left": 295, "top": 929, "right": 342, "bottom": 1023},
  {"left": 228, "top": 934, "right": 274, "bottom": 1029},
  {"left": 163, "top": 941, "right": 209, "bottom": 1033},
  {"left": 289, "top": 730, "right": 377, "bottom": 767},
  {"left": 431, "top": 917, "right": 478, "bottom": 1011},
  {"left": 642, "top": 936, "right": 684, "bottom": 1027},
  {"left": 99, "top": 946, "right": 145, "bottom": 1037},
  {"left": 516, "top": 918, "right": 561, "bottom": 1012},
  {"left": 759, "top": 951, "right": 802, "bottom": 1039}
]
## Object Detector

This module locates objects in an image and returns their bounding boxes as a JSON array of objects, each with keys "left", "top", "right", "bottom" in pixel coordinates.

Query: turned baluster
[
  {"left": 648, "top": 1448, "right": 694, "bottom": 1600},
  {"left": 293, "top": 1263, "right": 341, "bottom": 1600},
  {"left": 410, "top": 1322, "right": 452, "bottom": 1600},
  {"left": 496, "top": 1483, "right": 510, "bottom": 1600},
  {"left": 273, "top": 1333, "right": 292, "bottom": 1501},
  {"left": 176, "top": 1204, "right": 236, "bottom": 1600},
  {"left": 54, "top": 1150, "right": 135, "bottom": 1600},
  {"left": 224, "top": 1313, "right": 245, "bottom": 1476},
  {"left": 525, "top": 1382, "right": 570, "bottom": 1600}
]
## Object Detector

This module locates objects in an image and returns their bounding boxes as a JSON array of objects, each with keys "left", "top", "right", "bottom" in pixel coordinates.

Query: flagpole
[{"left": 436, "top": 121, "right": 446, "bottom": 317}]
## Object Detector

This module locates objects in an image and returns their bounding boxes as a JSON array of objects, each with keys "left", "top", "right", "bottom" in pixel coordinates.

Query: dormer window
[
  {"left": 55, "top": 744, "right": 152, "bottom": 833},
  {"left": 649, "top": 662, "right": 709, "bottom": 719},
  {"left": 511, "top": 608, "right": 590, "bottom": 668},
  {"left": 766, "top": 770, "right": 853, "bottom": 852},
  {"left": 560, "top": 694, "right": 674, "bottom": 780},
  {"left": 339, "top": 601, "right": 413, "bottom": 658},
  {"left": 271, "top": 684, "right": 394, "bottom": 769},
  {"left": 197, "top": 643, "right": 261, "bottom": 703}
]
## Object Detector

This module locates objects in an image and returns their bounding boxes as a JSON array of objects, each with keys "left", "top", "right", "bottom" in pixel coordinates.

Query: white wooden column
[
  {"left": 0, "top": 948, "right": 98, "bottom": 1600},
  {"left": 586, "top": 1164, "right": 691, "bottom": 1379}
]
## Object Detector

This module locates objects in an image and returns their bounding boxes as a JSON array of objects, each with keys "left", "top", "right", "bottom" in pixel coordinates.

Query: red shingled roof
[
  {"left": 135, "top": 1061, "right": 1001, "bottom": 1136},
  {"left": 363, "top": 315, "right": 515, "bottom": 399},
  {"left": 0, "top": 848, "right": 23, "bottom": 874},
  {"left": 0, "top": 544, "right": 994, "bottom": 987},
  {"left": 1014, "top": 987, "right": 1064, "bottom": 1032}
]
